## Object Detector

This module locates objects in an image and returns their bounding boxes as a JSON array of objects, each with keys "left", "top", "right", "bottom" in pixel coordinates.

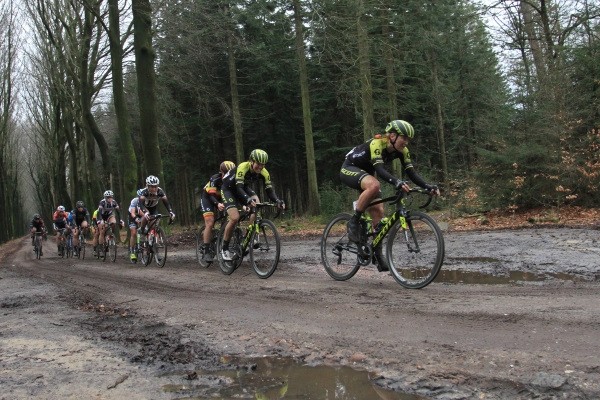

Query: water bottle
[
  {"left": 136, "top": 232, "right": 140, "bottom": 244},
  {"left": 375, "top": 217, "right": 389, "bottom": 234}
]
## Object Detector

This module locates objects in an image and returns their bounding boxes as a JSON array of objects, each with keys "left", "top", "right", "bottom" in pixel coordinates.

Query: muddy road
[{"left": 1, "top": 227, "right": 599, "bottom": 399}]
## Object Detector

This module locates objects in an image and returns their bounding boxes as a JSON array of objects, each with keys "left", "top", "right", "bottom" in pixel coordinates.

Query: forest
[{"left": 0, "top": 0, "right": 599, "bottom": 244}]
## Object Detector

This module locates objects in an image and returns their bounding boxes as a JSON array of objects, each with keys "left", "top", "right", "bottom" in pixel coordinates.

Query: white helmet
[
  {"left": 103, "top": 190, "right": 114, "bottom": 197},
  {"left": 146, "top": 175, "right": 159, "bottom": 185},
  {"left": 57, "top": 205, "right": 65, "bottom": 211},
  {"left": 137, "top": 189, "right": 144, "bottom": 196}
]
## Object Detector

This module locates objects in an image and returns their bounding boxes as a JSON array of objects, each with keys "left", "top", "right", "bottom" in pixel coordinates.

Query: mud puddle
[
  {"left": 165, "top": 356, "right": 423, "bottom": 399},
  {"left": 435, "top": 269, "right": 589, "bottom": 284}
]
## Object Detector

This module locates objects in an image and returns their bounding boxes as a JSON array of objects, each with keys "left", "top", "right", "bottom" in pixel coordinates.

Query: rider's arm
[{"left": 160, "top": 196, "right": 174, "bottom": 213}]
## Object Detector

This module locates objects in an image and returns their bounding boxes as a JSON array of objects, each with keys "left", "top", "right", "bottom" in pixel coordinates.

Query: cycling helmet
[
  {"left": 103, "top": 190, "right": 114, "bottom": 198},
  {"left": 57, "top": 205, "right": 65, "bottom": 211},
  {"left": 249, "top": 149, "right": 268, "bottom": 164},
  {"left": 136, "top": 189, "right": 144, "bottom": 197},
  {"left": 146, "top": 175, "right": 160, "bottom": 185},
  {"left": 33, "top": 214, "right": 41, "bottom": 220},
  {"left": 220, "top": 161, "right": 236, "bottom": 173},
  {"left": 385, "top": 120, "right": 415, "bottom": 139},
  {"left": 76, "top": 200, "right": 84, "bottom": 208}
]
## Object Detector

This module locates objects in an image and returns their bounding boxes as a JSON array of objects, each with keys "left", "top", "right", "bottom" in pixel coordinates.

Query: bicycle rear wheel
[
  {"left": 386, "top": 210, "right": 444, "bottom": 289},
  {"left": 250, "top": 219, "right": 281, "bottom": 279},
  {"left": 140, "top": 242, "right": 152, "bottom": 266},
  {"left": 320, "top": 213, "right": 361, "bottom": 281},
  {"left": 80, "top": 236, "right": 86, "bottom": 260},
  {"left": 108, "top": 238, "right": 117, "bottom": 262},
  {"left": 153, "top": 229, "right": 167, "bottom": 268},
  {"left": 35, "top": 236, "right": 42, "bottom": 259}
]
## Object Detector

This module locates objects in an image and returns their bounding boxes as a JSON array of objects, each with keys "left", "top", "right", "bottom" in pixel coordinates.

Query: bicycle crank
[{"left": 357, "top": 243, "right": 372, "bottom": 266}]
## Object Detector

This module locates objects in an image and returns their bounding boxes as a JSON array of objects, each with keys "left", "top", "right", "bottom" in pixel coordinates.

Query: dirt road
[{"left": 1, "top": 227, "right": 599, "bottom": 399}]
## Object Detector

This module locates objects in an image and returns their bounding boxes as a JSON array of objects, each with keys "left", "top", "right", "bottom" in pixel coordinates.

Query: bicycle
[
  {"left": 320, "top": 188, "right": 444, "bottom": 289},
  {"left": 64, "top": 229, "right": 74, "bottom": 258},
  {"left": 56, "top": 228, "right": 66, "bottom": 258},
  {"left": 98, "top": 225, "right": 118, "bottom": 262},
  {"left": 195, "top": 210, "right": 227, "bottom": 268},
  {"left": 139, "top": 214, "right": 169, "bottom": 268},
  {"left": 33, "top": 232, "right": 44, "bottom": 259},
  {"left": 216, "top": 203, "right": 282, "bottom": 279},
  {"left": 76, "top": 228, "right": 86, "bottom": 259}
]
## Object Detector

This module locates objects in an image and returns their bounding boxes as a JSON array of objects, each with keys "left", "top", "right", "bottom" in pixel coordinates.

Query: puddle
[
  {"left": 435, "top": 270, "right": 587, "bottom": 284},
  {"left": 164, "top": 356, "right": 424, "bottom": 399}
]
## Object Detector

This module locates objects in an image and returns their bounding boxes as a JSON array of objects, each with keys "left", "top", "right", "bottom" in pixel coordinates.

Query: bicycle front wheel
[
  {"left": 250, "top": 219, "right": 281, "bottom": 279},
  {"left": 80, "top": 238, "right": 86, "bottom": 260},
  {"left": 320, "top": 213, "right": 361, "bottom": 281},
  {"left": 140, "top": 243, "right": 152, "bottom": 266},
  {"left": 108, "top": 238, "right": 117, "bottom": 262},
  {"left": 386, "top": 210, "right": 444, "bottom": 289},
  {"left": 153, "top": 229, "right": 167, "bottom": 268}
]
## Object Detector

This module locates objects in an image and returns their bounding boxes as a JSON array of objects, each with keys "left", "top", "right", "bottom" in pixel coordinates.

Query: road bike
[
  {"left": 98, "top": 225, "right": 118, "bottom": 262},
  {"left": 64, "top": 229, "right": 74, "bottom": 258},
  {"left": 33, "top": 232, "right": 44, "bottom": 259},
  {"left": 321, "top": 188, "right": 444, "bottom": 289},
  {"left": 76, "top": 228, "right": 86, "bottom": 259},
  {"left": 56, "top": 228, "right": 66, "bottom": 258},
  {"left": 216, "top": 203, "right": 282, "bottom": 279},
  {"left": 139, "top": 214, "right": 169, "bottom": 267},
  {"left": 195, "top": 210, "right": 227, "bottom": 268}
]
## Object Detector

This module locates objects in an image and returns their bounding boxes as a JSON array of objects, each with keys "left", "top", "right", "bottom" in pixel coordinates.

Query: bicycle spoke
[
  {"left": 386, "top": 211, "right": 444, "bottom": 289},
  {"left": 250, "top": 220, "right": 280, "bottom": 279},
  {"left": 154, "top": 229, "right": 167, "bottom": 267},
  {"left": 321, "top": 213, "right": 361, "bottom": 280}
]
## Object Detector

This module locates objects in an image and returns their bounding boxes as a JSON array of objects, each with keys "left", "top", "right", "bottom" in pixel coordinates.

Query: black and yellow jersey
[
  {"left": 344, "top": 137, "right": 427, "bottom": 188},
  {"left": 203, "top": 173, "right": 224, "bottom": 205},
  {"left": 222, "top": 161, "right": 278, "bottom": 204}
]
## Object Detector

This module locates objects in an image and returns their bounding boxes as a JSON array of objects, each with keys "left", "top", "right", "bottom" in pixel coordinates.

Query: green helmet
[
  {"left": 385, "top": 120, "right": 415, "bottom": 139},
  {"left": 249, "top": 149, "right": 268, "bottom": 164}
]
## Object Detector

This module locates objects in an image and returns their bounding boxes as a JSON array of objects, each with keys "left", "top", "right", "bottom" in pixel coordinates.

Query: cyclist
[
  {"left": 52, "top": 205, "right": 70, "bottom": 256},
  {"left": 138, "top": 175, "right": 176, "bottom": 242},
  {"left": 199, "top": 161, "right": 236, "bottom": 262},
  {"left": 341, "top": 119, "right": 439, "bottom": 245},
  {"left": 29, "top": 214, "right": 47, "bottom": 255},
  {"left": 69, "top": 201, "right": 90, "bottom": 255},
  {"left": 220, "top": 149, "right": 285, "bottom": 261},
  {"left": 128, "top": 189, "right": 145, "bottom": 261},
  {"left": 93, "top": 191, "right": 124, "bottom": 256}
]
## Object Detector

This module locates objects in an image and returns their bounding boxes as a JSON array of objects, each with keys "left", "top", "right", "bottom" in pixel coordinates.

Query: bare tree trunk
[
  {"left": 227, "top": 32, "right": 245, "bottom": 164},
  {"left": 109, "top": 0, "right": 137, "bottom": 198},
  {"left": 132, "top": 0, "right": 163, "bottom": 180},
  {"left": 292, "top": 0, "right": 320, "bottom": 215},
  {"left": 356, "top": 0, "right": 374, "bottom": 141}
]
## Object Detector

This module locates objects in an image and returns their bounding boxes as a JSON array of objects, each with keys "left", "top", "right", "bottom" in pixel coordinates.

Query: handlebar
[
  {"left": 386, "top": 187, "right": 437, "bottom": 209},
  {"left": 246, "top": 202, "right": 283, "bottom": 219}
]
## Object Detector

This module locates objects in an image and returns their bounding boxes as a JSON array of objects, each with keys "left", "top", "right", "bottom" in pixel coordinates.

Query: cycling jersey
[
  {"left": 341, "top": 137, "right": 428, "bottom": 189},
  {"left": 221, "top": 161, "right": 279, "bottom": 204},
  {"left": 97, "top": 199, "right": 120, "bottom": 222},
  {"left": 200, "top": 173, "right": 225, "bottom": 216},
  {"left": 30, "top": 218, "right": 46, "bottom": 232},
  {"left": 69, "top": 207, "right": 90, "bottom": 226},
  {"left": 138, "top": 187, "right": 172, "bottom": 215}
]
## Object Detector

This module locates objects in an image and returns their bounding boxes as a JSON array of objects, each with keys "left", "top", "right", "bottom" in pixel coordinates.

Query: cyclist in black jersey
[
  {"left": 29, "top": 214, "right": 47, "bottom": 254},
  {"left": 219, "top": 149, "right": 285, "bottom": 261},
  {"left": 70, "top": 201, "right": 90, "bottom": 252},
  {"left": 340, "top": 120, "right": 440, "bottom": 244},
  {"left": 93, "top": 190, "right": 124, "bottom": 256},
  {"left": 138, "top": 175, "right": 175, "bottom": 241},
  {"left": 199, "top": 161, "right": 236, "bottom": 262}
]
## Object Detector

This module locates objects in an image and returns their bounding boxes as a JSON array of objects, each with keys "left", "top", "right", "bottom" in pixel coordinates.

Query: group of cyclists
[{"left": 29, "top": 119, "right": 440, "bottom": 264}]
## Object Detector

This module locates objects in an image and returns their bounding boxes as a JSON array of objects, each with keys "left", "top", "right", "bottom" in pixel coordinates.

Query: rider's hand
[
  {"left": 276, "top": 199, "right": 285, "bottom": 210},
  {"left": 395, "top": 180, "right": 410, "bottom": 192},
  {"left": 169, "top": 211, "right": 175, "bottom": 221},
  {"left": 120, "top": 220, "right": 125, "bottom": 228},
  {"left": 426, "top": 184, "right": 440, "bottom": 196},
  {"left": 144, "top": 212, "right": 150, "bottom": 219},
  {"left": 247, "top": 198, "right": 256, "bottom": 208},
  {"left": 217, "top": 203, "right": 225, "bottom": 211}
]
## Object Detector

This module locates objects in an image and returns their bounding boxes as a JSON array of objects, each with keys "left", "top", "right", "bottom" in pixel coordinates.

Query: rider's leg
[
  {"left": 347, "top": 175, "right": 380, "bottom": 241},
  {"left": 72, "top": 227, "right": 79, "bottom": 247},
  {"left": 221, "top": 207, "right": 240, "bottom": 260},
  {"left": 98, "top": 222, "right": 106, "bottom": 245}
]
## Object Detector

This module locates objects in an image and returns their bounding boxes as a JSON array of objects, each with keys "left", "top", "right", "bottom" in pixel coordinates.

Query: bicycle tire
[
  {"left": 140, "top": 241, "right": 152, "bottom": 266},
  {"left": 386, "top": 210, "right": 444, "bottom": 289},
  {"left": 35, "top": 236, "right": 42, "bottom": 259},
  {"left": 250, "top": 219, "right": 281, "bottom": 279},
  {"left": 108, "top": 237, "right": 117, "bottom": 262},
  {"left": 80, "top": 235, "right": 86, "bottom": 260},
  {"left": 320, "top": 213, "right": 361, "bottom": 281},
  {"left": 217, "top": 226, "right": 243, "bottom": 275},
  {"left": 153, "top": 229, "right": 167, "bottom": 268}
]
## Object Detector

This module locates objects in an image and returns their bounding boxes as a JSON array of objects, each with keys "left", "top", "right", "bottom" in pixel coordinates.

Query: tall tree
[
  {"left": 132, "top": 0, "right": 163, "bottom": 180},
  {"left": 292, "top": 0, "right": 320, "bottom": 215}
]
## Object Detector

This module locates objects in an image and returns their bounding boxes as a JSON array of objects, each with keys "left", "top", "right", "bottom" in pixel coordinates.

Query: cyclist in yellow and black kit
[
  {"left": 220, "top": 149, "right": 285, "bottom": 261},
  {"left": 341, "top": 119, "right": 439, "bottom": 244},
  {"left": 199, "top": 160, "right": 236, "bottom": 262}
]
